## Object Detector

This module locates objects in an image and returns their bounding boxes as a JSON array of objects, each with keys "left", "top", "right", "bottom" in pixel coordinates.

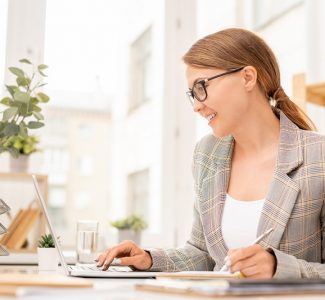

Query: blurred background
[{"left": 0, "top": 0, "right": 325, "bottom": 251}]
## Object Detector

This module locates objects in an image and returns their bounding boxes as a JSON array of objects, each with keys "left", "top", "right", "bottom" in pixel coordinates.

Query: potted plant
[
  {"left": 2, "top": 135, "right": 39, "bottom": 172},
  {"left": 37, "top": 233, "right": 58, "bottom": 271},
  {"left": 111, "top": 214, "right": 147, "bottom": 245},
  {"left": 0, "top": 58, "right": 49, "bottom": 172}
]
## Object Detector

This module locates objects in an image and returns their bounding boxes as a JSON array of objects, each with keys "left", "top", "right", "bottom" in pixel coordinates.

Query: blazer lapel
[
  {"left": 199, "top": 136, "right": 234, "bottom": 268},
  {"left": 257, "top": 112, "right": 303, "bottom": 249}
]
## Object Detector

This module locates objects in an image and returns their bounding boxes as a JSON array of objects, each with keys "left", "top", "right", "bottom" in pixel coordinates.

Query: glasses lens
[{"left": 193, "top": 82, "right": 206, "bottom": 101}]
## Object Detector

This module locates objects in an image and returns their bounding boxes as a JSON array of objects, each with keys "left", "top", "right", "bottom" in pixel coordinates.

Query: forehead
[{"left": 186, "top": 65, "right": 223, "bottom": 85}]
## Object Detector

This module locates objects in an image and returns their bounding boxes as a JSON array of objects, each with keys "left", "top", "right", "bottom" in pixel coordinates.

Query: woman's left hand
[{"left": 227, "top": 244, "right": 276, "bottom": 278}]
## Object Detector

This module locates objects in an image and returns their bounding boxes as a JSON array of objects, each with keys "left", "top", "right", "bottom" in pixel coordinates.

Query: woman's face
[{"left": 186, "top": 65, "right": 249, "bottom": 138}]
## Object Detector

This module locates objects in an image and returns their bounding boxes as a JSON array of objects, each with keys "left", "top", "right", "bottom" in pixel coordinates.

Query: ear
[{"left": 242, "top": 66, "right": 257, "bottom": 92}]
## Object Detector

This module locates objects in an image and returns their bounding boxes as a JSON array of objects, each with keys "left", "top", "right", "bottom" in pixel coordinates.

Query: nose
[{"left": 193, "top": 99, "right": 204, "bottom": 113}]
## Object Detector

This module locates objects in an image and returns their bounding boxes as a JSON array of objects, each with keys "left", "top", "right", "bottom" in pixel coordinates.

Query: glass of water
[{"left": 76, "top": 220, "right": 98, "bottom": 264}]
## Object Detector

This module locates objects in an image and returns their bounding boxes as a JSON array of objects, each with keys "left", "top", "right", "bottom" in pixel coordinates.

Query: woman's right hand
[{"left": 96, "top": 240, "right": 153, "bottom": 271}]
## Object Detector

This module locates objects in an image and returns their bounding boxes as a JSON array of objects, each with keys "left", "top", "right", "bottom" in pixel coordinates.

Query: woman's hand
[
  {"left": 227, "top": 244, "right": 276, "bottom": 278},
  {"left": 96, "top": 240, "right": 153, "bottom": 271}
]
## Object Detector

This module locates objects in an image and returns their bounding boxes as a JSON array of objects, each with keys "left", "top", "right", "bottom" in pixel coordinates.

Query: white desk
[{"left": 0, "top": 265, "right": 324, "bottom": 300}]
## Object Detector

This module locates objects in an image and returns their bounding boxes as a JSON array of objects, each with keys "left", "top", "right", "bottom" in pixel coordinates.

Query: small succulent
[
  {"left": 38, "top": 233, "right": 55, "bottom": 248},
  {"left": 111, "top": 214, "right": 148, "bottom": 232}
]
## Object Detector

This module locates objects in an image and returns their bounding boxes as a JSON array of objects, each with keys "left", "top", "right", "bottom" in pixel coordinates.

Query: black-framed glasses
[{"left": 186, "top": 66, "right": 245, "bottom": 105}]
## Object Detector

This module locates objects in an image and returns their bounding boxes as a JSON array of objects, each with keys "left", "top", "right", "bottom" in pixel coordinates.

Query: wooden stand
[{"left": 293, "top": 73, "right": 325, "bottom": 109}]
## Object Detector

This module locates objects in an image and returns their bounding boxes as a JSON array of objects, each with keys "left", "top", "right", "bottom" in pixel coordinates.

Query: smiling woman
[{"left": 96, "top": 27, "right": 325, "bottom": 280}]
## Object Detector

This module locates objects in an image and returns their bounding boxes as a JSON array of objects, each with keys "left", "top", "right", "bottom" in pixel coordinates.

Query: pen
[{"left": 220, "top": 227, "right": 274, "bottom": 272}]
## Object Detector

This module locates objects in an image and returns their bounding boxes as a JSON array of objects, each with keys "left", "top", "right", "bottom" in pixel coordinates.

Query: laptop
[{"left": 32, "top": 174, "right": 160, "bottom": 278}]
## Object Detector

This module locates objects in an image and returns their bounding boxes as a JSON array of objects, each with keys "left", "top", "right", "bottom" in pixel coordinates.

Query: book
[{"left": 136, "top": 278, "right": 325, "bottom": 297}]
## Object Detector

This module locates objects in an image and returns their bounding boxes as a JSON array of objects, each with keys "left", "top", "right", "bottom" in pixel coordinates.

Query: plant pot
[
  {"left": 118, "top": 229, "right": 141, "bottom": 245},
  {"left": 10, "top": 155, "right": 29, "bottom": 173},
  {"left": 37, "top": 247, "right": 58, "bottom": 271}
]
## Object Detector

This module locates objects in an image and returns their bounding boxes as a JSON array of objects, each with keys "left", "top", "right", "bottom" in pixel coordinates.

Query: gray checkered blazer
[{"left": 149, "top": 111, "right": 325, "bottom": 278}]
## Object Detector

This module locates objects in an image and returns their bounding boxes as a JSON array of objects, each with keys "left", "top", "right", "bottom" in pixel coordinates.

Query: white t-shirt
[{"left": 221, "top": 194, "right": 265, "bottom": 249}]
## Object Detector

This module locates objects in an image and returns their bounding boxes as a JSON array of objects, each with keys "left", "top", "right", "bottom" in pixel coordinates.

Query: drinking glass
[{"left": 76, "top": 220, "right": 98, "bottom": 264}]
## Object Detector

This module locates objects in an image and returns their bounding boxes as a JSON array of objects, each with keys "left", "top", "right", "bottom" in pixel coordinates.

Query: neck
[{"left": 232, "top": 103, "right": 280, "bottom": 159}]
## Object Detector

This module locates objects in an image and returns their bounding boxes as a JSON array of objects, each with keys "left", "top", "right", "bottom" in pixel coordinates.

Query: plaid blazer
[{"left": 149, "top": 111, "right": 325, "bottom": 278}]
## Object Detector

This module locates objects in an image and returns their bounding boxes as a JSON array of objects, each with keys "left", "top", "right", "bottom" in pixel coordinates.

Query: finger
[
  {"left": 231, "top": 255, "right": 257, "bottom": 273},
  {"left": 96, "top": 249, "right": 110, "bottom": 267},
  {"left": 102, "top": 242, "right": 136, "bottom": 270},
  {"left": 229, "top": 244, "right": 262, "bottom": 266},
  {"left": 239, "top": 265, "right": 259, "bottom": 278}
]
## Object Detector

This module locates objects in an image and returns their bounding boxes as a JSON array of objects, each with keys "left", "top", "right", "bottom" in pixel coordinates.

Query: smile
[{"left": 206, "top": 113, "right": 216, "bottom": 122}]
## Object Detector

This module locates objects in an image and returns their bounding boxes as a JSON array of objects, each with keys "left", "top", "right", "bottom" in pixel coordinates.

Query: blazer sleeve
[
  {"left": 272, "top": 200, "right": 325, "bottom": 279},
  {"left": 148, "top": 140, "right": 215, "bottom": 272}
]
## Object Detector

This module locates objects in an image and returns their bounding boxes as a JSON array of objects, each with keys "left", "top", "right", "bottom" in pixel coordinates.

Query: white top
[{"left": 221, "top": 194, "right": 265, "bottom": 249}]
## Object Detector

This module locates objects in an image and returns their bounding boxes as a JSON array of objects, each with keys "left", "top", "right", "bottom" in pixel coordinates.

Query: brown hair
[{"left": 183, "top": 28, "right": 315, "bottom": 131}]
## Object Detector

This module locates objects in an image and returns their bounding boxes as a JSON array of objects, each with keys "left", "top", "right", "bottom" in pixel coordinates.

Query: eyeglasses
[{"left": 186, "top": 66, "right": 245, "bottom": 105}]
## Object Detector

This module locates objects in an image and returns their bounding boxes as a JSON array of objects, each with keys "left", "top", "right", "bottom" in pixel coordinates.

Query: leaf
[
  {"left": 19, "top": 103, "right": 28, "bottom": 116},
  {"left": 19, "top": 58, "right": 32, "bottom": 64},
  {"left": 6, "top": 85, "right": 19, "bottom": 97},
  {"left": 9, "top": 67, "right": 24, "bottom": 77},
  {"left": 32, "top": 111, "right": 44, "bottom": 120},
  {"left": 32, "top": 105, "right": 42, "bottom": 112},
  {"left": 37, "top": 83, "right": 48, "bottom": 88},
  {"left": 14, "top": 91, "right": 30, "bottom": 103},
  {"left": 27, "top": 121, "right": 44, "bottom": 129},
  {"left": 38, "top": 70, "right": 47, "bottom": 77},
  {"left": 16, "top": 76, "right": 30, "bottom": 87},
  {"left": 2, "top": 107, "right": 18, "bottom": 121},
  {"left": 38, "top": 64, "right": 48, "bottom": 70},
  {"left": 19, "top": 123, "right": 28, "bottom": 138},
  {"left": 36, "top": 92, "right": 49, "bottom": 103},
  {"left": 38, "top": 64, "right": 48, "bottom": 77},
  {"left": 0, "top": 97, "right": 12, "bottom": 106},
  {"left": 0, "top": 122, "right": 5, "bottom": 133},
  {"left": 3, "top": 123, "right": 19, "bottom": 136}
]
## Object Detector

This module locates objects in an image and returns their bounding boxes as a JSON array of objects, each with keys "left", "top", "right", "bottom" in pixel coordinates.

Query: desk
[{"left": 0, "top": 265, "right": 324, "bottom": 300}]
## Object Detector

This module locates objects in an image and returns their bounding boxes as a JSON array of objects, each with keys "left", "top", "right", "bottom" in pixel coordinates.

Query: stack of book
[
  {"left": 0, "top": 200, "right": 41, "bottom": 251},
  {"left": 0, "top": 199, "right": 10, "bottom": 255}
]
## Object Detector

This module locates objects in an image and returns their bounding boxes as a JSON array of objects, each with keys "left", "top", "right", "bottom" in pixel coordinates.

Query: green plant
[
  {"left": 111, "top": 214, "right": 148, "bottom": 232},
  {"left": 0, "top": 58, "right": 49, "bottom": 157},
  {"left": 38, "top": 234, "right": 55, "bottom": 248},
  {"left": 2, "top": 135, "right": 39, "bottom": 156}
]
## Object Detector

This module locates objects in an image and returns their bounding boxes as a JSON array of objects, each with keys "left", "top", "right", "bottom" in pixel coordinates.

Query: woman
[{"left": 97, "top": 28, "right": 325, "bottom": 279}]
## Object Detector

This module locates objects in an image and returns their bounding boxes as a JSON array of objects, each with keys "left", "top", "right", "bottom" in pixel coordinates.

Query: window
[
  {"left": 77, "top": 156, "right": 94, "bottom": 177},
  {"left": 127, "top": 169, "right": 149, "bottom": 222},
  {"left": 48, "top": 186, "right": 67, "bottom": 229},
  {"left": 129, "top": 26, "right": 153, "bottom": 112},
  {"left": 254, "top": 0, "right": 303, "bottom": 29}
]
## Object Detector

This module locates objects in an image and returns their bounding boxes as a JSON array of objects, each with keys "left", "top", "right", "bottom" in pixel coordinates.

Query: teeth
[{"left": 206, "top": 113, "right": 216, "bottom": 121}]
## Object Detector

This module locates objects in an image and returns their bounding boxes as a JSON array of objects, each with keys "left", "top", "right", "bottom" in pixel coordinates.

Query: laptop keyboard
[{"left": 69, "top": 264, "right": 132, "bottom": 272}]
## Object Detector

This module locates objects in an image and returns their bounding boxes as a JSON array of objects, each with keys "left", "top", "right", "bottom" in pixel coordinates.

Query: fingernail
[
  {"left": 94, "top": 259, "right": 98, "bottom": 262},
  {"left": 223, "top": 256, "right": 228, "bottom": 263}
]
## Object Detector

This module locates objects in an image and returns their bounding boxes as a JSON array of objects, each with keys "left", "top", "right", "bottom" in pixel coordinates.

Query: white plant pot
[
  {"left": 118, "top": 229, "right": 141, "bottom": 245},
  {"left": 10, "top": 155, "right": 29, "bottom": 173},
  {"left": 37, "top": 247, "right": 59, "bottom": 271}
]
